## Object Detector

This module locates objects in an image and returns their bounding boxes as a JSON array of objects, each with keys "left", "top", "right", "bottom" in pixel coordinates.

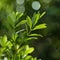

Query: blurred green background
[{"left": 0, "top": 0, "right": 60, "bottom": 60}]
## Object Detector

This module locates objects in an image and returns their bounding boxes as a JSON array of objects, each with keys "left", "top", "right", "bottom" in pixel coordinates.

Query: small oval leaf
[
  {"left": 16, "top": 20, "right": 27, "bottom": 27},
  {"left": 26, "top": 16, "right": 32, "bottom": 29},
  {"left": 33, "top": 24, "right": 47, "bottom": 30}
]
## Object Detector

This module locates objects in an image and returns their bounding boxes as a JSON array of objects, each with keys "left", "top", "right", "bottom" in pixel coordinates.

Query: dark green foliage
[{"left": 24, "top": 0, "right": 60, "bottom": 60}]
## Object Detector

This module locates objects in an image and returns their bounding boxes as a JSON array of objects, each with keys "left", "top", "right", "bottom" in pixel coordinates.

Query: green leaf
[
  {"left": 26, "top": 16, "right": 32, "bottom": 29},
  {"left": 6, "top": 41, "right": 12, "bottom": 49},
  {"left": 28, "top": 34, "right": 43, "bottom": 37},
  {"left": 17, "top": 13, "right": 23, "bottom": 20},
  {"left": 0, "top": 35, "right": 7, "bottom": 47},
  {"left": 40, "top": 12, "right": 46, "bottom": 18},
  {"left": 26, "top": 45, "right": 29, "bottom": 50},
  {"left": 17, "top": 46, "right": 25, "bottom": 53},
  {"left": 25, "top": 46, "right": 34, "bottom": 54},
  {"left": 12, "top": 33, "right": 18, "bottom": 41},
  {"left": 24, "top": 56, "right": 32, "bottom": 60},
  {"left": 16, "top": 12, "right": 19, "bottom": 16},
  {"left": 0, "top": 48, "right": 6, "bottom": 56},
  {"left": 16, "top": 29, "right": 25, "bottom": 33},
  {"left": 26, "top": 37, "right": 38, "bottom": 41},
  {"left": 16, "top": 20, "right": 27, "bottom": 28},
  {"left": 33, "top": 24, "right": 47, "bottom": 30},
  {"left": 33, "top": 12, "right": 40, "bottom": 26},
  {"left": 7, "top": 14, "right": 15, "bottom": 28},
  {"left": 2, "top": 35, "right": 7, "bottom": 44}
]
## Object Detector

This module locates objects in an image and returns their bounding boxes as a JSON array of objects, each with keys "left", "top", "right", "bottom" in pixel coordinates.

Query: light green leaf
[
  {"left": 33, "top": 13, "right": 40, "bottom": 25},
  {"left": 40, "top": 12, "right": 46, "bottom": 18},
  {"left": 28, "top": 34, "right": 43, "bottom": 37},
  {"left": 6, "top": 41, "right": 12, "bottom": 49},
  {"left": 33, "top": 24, "right": 47, "bottom": 30},
  {"left": 17, "top": 13, "right": 23, "bottom": 20},
  {"left": 16, "top": 12, "right": 19, "bottom": 16},
  {"left": 24, "top": 56, "right": 32, "bottom": 60},
  {"left": 26, "top": 45, "right": 29, "bottom": 50},
  {"left": 17, "top": 46, "right": 25, "bottom": 53},
  {"left": 2, "top": 35, "right": 7, "bottom": 44},
  {"left": 26, "top": 16, "right": 32, "bottom": 29},
  {"left": 16, "top": 20, "right": 27, "bottom": 27},
  {"left": 0, "top": 35, "right": 7, "bottom": 47},
  {"left": 25, "top": 47, "right": 34, "bottom": 54}
]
